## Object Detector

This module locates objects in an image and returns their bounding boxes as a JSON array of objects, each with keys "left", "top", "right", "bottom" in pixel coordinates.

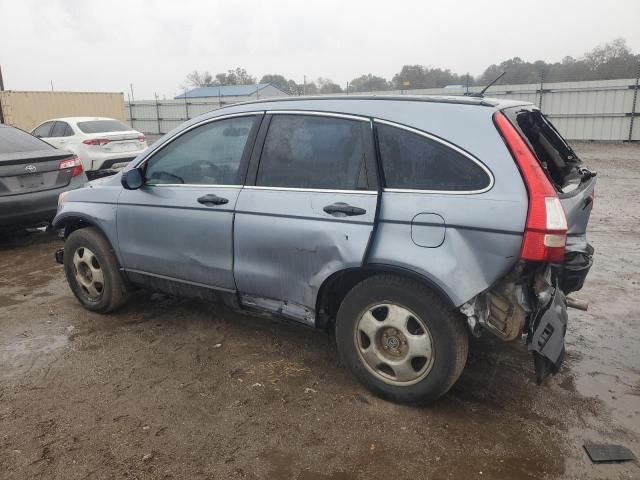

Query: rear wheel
[
  {"left": 335, "top": 274, "right": 468, "bottom": 404},
  {"left": 63, "top": 227, "right": 129, "bottom": 313}
]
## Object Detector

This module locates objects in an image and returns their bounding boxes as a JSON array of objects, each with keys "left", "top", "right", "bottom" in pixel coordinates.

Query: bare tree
[
  {"left": 316, "top": 77, "right": 342, "bottom": 94},
  {"left": 259, "top": 74, "right": 290, "bottom": 92},
  {"left": 183, "top": 70, "right": 215, "bottom": 88},
  {"left": 215, "top": 68, "right": 256, "bottom": 85}
]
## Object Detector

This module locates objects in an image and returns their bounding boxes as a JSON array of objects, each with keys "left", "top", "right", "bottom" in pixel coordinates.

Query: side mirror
[{"left": 121, "top": 168, "right": 144, "bottom": 190}]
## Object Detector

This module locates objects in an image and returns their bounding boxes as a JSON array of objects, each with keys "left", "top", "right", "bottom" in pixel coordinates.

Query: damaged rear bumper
[
  {"left": 461, "top": 247, "right": 593, "bottom": 384},
  {"left": 527, "top": 286, "right": 567, "bottom": 383}
]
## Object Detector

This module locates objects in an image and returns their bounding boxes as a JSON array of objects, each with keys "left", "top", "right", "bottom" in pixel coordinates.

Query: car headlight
[{"left": 58, "top": 191, "right": 68, "bottom": 206}]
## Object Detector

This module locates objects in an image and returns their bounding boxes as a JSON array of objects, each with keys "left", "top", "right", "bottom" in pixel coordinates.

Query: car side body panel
[
  {"left": 213, "top": 98, "right": 528, "bottom": 311},
  {"left": 370, "top": 192, "right": 525, "bottom": 307},
  {"left": 117, "top": 184, "right": 240, "bottom": 291},
  {"left": 56, "top": 96, "right": 530, "bottom": 322},
  {"left": 234, "top": 188, "right": 378, "bottom": 323}
]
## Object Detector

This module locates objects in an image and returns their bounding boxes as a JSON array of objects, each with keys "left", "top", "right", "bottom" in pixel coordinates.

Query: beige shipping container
[{"left": 0, "top": 90, "right": 126, "bottom": 132}]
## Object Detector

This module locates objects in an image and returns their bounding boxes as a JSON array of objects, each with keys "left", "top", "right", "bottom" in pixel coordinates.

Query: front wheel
[
  {"left": 63, "top": 227, "right": 129, "bottom": 313},
  {"left": 335, "top": 274, "right": 468, "bottom": 404}
]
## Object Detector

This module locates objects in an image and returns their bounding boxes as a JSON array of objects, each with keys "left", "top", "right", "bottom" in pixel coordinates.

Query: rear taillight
[
  {"left": 493, "top": 112, "right": 568, "bottom": 263},
  {"left": 83, "top": 138, "right": 110, "bottom": 146},
  {"left": 137, "top": 135, "right": 145, "bottom": 142},
  {"left": 59, "top": 155, "right": 84, "bottom": 177}
]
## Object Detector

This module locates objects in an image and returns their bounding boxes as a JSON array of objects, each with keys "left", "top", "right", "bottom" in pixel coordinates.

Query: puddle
[{"left": 0, "top": 334, "right": 69, "bottom": 377}]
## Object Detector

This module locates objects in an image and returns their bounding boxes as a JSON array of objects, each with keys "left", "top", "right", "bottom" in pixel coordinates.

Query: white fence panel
[{"left": 126, "top": 78, "right": 640, "bottom": 141}]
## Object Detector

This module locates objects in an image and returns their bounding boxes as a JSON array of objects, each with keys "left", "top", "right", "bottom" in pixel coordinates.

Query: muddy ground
[{"left": 1, "top": 142, "right": 639, "bottom": 480}]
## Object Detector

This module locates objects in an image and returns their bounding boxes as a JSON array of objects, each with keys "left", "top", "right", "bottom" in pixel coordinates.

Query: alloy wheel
[
  {"left": 72, "top": 247, "right": 104, "bottom": 300},
  {"left": 354, "top": 303, "right": 435, "bottom": 385}
]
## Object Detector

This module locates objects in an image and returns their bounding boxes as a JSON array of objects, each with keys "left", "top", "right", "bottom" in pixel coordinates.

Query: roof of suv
[{"left": 214, "top": 94, "right": 531, "bottom": 111}]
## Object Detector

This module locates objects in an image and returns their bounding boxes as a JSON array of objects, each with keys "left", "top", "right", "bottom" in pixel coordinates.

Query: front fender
[{"left": 53, "top": 185, "right": 122, "bottom": 265}]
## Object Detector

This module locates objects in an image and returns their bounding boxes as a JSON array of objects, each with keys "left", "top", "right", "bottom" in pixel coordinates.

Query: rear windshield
[
  {"left": 503, "top": 107, "right": 581, "bottom": 190},
  {"left": 0, "top": 125, "right": 53, "bottom": 156},
  {"left": 77, "top": 120, "right": 132, "bottom": 134}
]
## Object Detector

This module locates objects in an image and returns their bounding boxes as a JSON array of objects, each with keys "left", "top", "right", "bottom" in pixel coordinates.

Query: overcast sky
[{"left": 1, "top": 0, "right": 639, "bottom": 99}]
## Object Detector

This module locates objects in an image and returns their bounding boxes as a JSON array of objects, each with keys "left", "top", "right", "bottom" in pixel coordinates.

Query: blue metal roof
[{"left": 175, "top": 83, "right": 282, "bottom": 99}]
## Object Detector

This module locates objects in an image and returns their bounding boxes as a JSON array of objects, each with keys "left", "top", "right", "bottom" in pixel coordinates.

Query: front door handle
[
  {"left": 323, "top": 202, "right": 366, "bottom": 216},
  {"left": 197, "top": 194, "right": 229, "bottom": 206}
]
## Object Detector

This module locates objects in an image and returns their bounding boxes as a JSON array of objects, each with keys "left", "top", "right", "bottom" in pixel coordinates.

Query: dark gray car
[
  {"left": 53, "top": 96, "right": 595, "bottom": 404},
  {"left": 0, "top": 124, "right": 87, "bottom": 229}
]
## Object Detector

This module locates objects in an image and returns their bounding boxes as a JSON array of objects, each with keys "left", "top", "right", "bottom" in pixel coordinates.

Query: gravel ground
[{"left": 0, "top": 142, "right": 639, "bottom": 480}]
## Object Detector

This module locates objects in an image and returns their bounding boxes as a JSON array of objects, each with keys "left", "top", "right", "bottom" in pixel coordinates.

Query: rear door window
[
  {"left": 33, "top": 122, "right": 54, "bottom": 138},
  {"left": 256, "top": 114, "right": 370, "bottom": 190},
  {"left": 51, "top": 121, "right": 72, "bottom": 137},
  {"left": 144, "top": 116, "right": 257, "bottom": 185},
  {"left": 376, "top": 123, "right": 491, "bottom": 192}
]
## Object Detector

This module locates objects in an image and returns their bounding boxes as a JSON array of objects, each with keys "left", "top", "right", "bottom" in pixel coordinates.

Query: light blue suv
[{"left": 53, "top": 96, "right": 595, "bottom": 404}]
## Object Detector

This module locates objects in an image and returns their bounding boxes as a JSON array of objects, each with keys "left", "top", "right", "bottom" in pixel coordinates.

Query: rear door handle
[
  {"left": 323, "top": 202, "right": 366, "bottom": 216},
  {"left": 197, "top": 194, "right": 229, "bottom": 206}
]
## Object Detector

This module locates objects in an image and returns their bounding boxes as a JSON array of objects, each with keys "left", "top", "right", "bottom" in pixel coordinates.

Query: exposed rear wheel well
[{"left": 315, "top": 265, "right": 455, "bottom": 330}]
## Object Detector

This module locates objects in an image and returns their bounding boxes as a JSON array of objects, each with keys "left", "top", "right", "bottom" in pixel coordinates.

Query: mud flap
[{"left": 527, "top": 288, "right": 568, "bottom": 384}]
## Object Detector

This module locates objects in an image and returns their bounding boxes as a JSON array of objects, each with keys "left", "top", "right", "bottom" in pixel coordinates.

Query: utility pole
[
  {"left": 127, "top": 93, "right": 134, "bottom": 129},
  {"left": 628, "top": 62, "right": 640, "bottom": 142},
  {"left": 538, "top": 71, "right": 544, "bottom": 109},
  {"left": 303, "top": 75, "right": 306, "bottom": 95},
  {"left": 50, "top": 80, "right": 54, "bottom": 91},
  {"left": 129, "top": 83, "right": 135, "bottom": 102},
  {"left": 0, "top": 64, "right": 5, "bottom": 124},
  {"left": 346, "top": 81, "right": 349, "bottom": 95},
  {"left": 154, "top": 92, "right": 161, "bottom": 135}
]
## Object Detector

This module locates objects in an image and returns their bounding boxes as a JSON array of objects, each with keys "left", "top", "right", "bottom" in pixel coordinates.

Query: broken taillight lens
[
  {"left": 493, "top": 112, "right": 568, "bottom": 263},
  {"left": 59, "top": 155, "right": 84, "bottom": 177}
]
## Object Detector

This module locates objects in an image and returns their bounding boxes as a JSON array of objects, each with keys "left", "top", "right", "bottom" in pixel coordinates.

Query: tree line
[{"left": 183, "top": 39, "right": 639, "bottom": 94}]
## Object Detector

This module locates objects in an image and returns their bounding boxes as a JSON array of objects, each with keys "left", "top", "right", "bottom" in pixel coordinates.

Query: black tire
[
  {"left": 335, "top": 274, "right": 468, "bottom": 404},
  {"left": 63, "top": 227, "right": 129, "bottom": 313}
]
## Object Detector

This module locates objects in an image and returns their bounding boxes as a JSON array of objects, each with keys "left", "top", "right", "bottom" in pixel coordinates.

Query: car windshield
[
  {"left": 77, "top": 120, "right": 132, "bottom": 134},
  {"left": 0, "top": 125, "right": 53, "bottom": 157}
]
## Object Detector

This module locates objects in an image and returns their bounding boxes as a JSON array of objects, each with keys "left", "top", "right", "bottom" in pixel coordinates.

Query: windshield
[
  {"left": 0, "top": 125, "right": 54, "bottom": 157},
  {"left": 77, "top": 120, "right": 132, "bottom": 134}
]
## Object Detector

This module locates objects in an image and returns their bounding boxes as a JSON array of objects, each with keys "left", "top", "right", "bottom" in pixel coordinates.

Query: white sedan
[{"left": 32, "top": 117, "right": 148, "bottom": 177}]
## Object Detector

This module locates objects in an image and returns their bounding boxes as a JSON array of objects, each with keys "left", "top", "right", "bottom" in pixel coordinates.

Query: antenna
[{"left": 466, "top": 72, "right": 506, "bottom": 97}]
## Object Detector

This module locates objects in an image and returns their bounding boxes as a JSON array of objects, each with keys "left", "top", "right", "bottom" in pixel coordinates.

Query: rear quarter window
[{"left": 376, "top": 123, "right": 491, "bottom": 192}]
